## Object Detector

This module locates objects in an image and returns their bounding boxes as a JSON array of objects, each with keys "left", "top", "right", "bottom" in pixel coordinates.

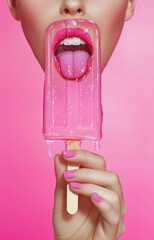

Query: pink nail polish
[
  {"left": 70, "top": 182, "right": 82, "bottom": 189},
  {"left": 93, "top": 193, "right": 102, "bottom": 203},
  {"left": 63, "top": 150, "right": 76, "bottom": 158},
  {"left": 64, "top": 170, "right": 75, "bottom": 179}
]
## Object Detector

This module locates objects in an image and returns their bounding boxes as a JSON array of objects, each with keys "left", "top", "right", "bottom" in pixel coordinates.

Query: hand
[{"left": 53, "top": 150, "right": 127, "bottom": 240}]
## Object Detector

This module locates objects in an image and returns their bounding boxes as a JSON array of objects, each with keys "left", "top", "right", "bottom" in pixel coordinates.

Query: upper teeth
[{"left": 60, "top": 37, "right": 86, "bottom": 46}]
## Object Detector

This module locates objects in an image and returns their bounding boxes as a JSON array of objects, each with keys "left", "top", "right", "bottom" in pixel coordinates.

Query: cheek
[
  {"left": 16, "top": 1, "right": 50, "bottom": 69},
  {"left": 104, "top": 3, "right": 127, "bottom": 36},
  {"left": 95, "top": 1, "right": 128, "bottom": 69},
  {"left": 17, "top": 1, "right": 45, "bottom": 37}
]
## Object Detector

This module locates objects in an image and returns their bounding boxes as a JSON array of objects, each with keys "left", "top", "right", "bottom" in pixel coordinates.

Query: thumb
[{"left": 54, "top": 154, "right": 67, "bottom": 211}]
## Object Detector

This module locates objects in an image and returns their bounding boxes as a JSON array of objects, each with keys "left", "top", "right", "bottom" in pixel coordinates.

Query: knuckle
[
  {"left": 103, "top": 201, "right": 112, "bottom": 213},
  {"left": 79, "top": 150, "right": 106, "bottom": 170},
  {"left": 100, "top": 156, "right": 106, "bottom": 170},
  {"left": 112, "top": 192, "right": 120, "bottom": 205},
  {"left": 111, "top": 172, "right": 119, "bottom": 184},
  {"left": 76, "top": 149, "right": 89, "bottom": 162},
  {"left": 112, "top": 213, "right": 120, "bottom": 226},
  {"left": 79, "top": 149, "right": 89, "bottom": 158},
  {"left": 103, "top": 201, "right": 120, "bottom": 226}
]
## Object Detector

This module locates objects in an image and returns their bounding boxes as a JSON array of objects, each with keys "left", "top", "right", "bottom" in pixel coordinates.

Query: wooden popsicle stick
[{"left": 66, "top": 140, "right": 80, "bottom": 215}]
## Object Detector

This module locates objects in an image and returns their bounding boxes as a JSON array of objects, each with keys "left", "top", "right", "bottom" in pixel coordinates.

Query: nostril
[
  {"left": 63, "top": 8, "right": 82, "bottom": 15},
  {"left": 64, "top": 8, "right": 69, "bottom": 14}
]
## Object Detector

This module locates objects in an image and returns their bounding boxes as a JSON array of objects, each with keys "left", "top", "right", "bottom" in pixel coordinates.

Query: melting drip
[
  {"left": 95, "top": 140, "right": 101, "bottom": 151},
  {"left": 47, "top": 141, "right": 53, "bottom": 158},
  {"left": 47, "top": 140, "right": 100, "bottom": 158}
]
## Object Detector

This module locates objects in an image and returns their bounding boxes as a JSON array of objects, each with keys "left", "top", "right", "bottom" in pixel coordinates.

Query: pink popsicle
[{"left": 43, "top": 18, "right": 103, "bottom": 145}]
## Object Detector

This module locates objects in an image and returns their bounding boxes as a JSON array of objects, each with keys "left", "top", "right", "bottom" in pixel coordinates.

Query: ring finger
[{"left": 69, "top": 182, "right": 121, "bottom": 216}]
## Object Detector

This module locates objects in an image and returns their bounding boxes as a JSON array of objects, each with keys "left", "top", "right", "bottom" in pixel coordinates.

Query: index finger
[{"left": 62, "top": 149, "right": 106, "bottom": 170}]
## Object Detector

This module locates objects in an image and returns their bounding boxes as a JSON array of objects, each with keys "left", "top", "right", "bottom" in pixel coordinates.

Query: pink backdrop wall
[{"left": 0, "top": 1, "right": 154, "bottom": 239}]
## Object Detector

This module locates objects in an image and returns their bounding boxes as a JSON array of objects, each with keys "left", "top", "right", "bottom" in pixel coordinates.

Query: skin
[
  {"left": 8, "top": 0, "right": 136, "bottom": 72},
  {"left": 8, "top": 0, "right": 136, "bottom": 239},
  {"left": 53, "top": 150, "right": 127, "bottom": 240}
]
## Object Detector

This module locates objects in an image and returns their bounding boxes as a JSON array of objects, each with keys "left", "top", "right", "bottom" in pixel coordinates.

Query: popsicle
[{"left": 43, "top": 19, "right": 103, "bottom": 214}]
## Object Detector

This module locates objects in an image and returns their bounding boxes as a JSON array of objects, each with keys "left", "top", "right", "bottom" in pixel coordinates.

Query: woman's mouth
[{"left": 52, "top": 28, "right": 93, "bottom": 80}]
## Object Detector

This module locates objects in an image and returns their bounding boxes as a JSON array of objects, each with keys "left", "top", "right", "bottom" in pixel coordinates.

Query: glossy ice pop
[
  {"left": 43, "top": 19, "right": 103, "bottom": 214},
  {"left": 43, "top": 19, "right": 102, "bottom": 143}
]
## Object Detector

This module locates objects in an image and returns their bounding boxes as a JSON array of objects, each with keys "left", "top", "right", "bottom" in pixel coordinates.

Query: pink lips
[
  {"left": 53, "top": 28, "right": 93, "bottom": 53},
  {"left": 52, "top": 28, "right": 94, "bottom": 80}
]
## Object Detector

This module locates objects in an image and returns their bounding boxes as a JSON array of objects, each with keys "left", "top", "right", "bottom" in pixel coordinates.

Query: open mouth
[{"left": 53, "top": 28, "right": 93, "bottom": 80}]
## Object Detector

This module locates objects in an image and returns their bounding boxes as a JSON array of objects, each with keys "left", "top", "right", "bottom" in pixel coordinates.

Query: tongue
[{"left": 57, "top": 50, "right": 90, "bottom": 79}]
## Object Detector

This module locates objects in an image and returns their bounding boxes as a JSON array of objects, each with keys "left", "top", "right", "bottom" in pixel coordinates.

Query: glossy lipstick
[
  {"left": 52, "top": 27, "right": 93, "bottom": 53},
  {"left": 52, "top": 27, "right": 94, "bottom": 80}
]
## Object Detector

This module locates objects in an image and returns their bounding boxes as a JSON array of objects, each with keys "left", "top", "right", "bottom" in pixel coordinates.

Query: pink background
[{"left": 0, "top": 1, "right": 154, "bottom": 239}]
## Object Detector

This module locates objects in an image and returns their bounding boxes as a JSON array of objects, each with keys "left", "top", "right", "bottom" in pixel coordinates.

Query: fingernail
[
  {"left": 64, "top": 170, "right": 75, "bottom": 179},
  {"left": 93, "top": 193, "right": 102, "bottom": 203},
  {"left": 70, "top": 182, "right": 82, "bottom": 189},
  {"left": 63, "top": 150, "right": 76, "bottom": 158}
]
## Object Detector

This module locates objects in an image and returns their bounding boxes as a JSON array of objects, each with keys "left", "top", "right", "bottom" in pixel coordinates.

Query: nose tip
[{"left": 60, "top": 0, "right": 85, "bottom": 16}]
